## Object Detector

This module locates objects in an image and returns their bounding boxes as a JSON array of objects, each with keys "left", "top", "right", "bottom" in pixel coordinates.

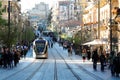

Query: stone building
[
  {"left": 1, "top": 0, "right": 21, "bottom": 24},
  {"left": 82, "top": 0, "right": 120, "bottom": 52}
]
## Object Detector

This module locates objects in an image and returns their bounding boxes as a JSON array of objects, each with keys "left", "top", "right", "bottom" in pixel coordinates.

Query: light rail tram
[{"left": 33, "top": 37, "right": 48, "bottom": 59}]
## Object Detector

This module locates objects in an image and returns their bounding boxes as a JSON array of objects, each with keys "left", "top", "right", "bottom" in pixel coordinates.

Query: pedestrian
[
  {"left": 48, "top": 40, "right": 50, "bottom": 48},
  {"left": 100, "top": 51, "right": 106, "bottom": 71},
  {"left": 92, "top": 49, "right": 99, "bottom": 71},
  {"left": 105, "top": 48, "right": 110, "bottom": 64},
  {"left": 13, "top": 49, "right": 20, "bottom": 67},
  {"left": 7, "top": 48, "right": 14, "bottom": 68},
  {"left": 2, "top": 47, "right": 8, "bottom": 68},
  {"left": 0, "top": 47, "right": 3, "bottom": 67},
  {"left": 87, "top": 49, "right": 91, "bottom": 60},
  {"left": 51, "top": 42, "right": 53, "bottom": 48},
  {"left": 21, "top": 45, "right": 24, "bottom": 58},
  {"left": 109, "top": 51, "right": 116, "bottom": 76},
  {"left": 68, "top": 45, "right": 72, "bottom": 56},
  {"left": 82, "top": 49, "right": 86, "bottom": 62},
  {"left": 23, "top": 45, "right": 28, "bottom": 59},
  {"left": 113, "top": 52, "right": 120, "bottom": 77}
]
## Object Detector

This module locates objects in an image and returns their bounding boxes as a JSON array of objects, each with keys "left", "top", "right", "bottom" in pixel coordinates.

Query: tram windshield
[{"left": 35, "top": 40, "right": 46, "bottom": 53}]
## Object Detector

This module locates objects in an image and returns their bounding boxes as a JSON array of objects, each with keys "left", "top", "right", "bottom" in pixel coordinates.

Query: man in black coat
[
  {"left": 92, "top": 49, "right": 99, "bottom": 71},
  {"left": 113, "top": 52, "right": 120, "bottom": 77},
  {"left": 100, "top": 52, "right": 106, "bottom": 71}
]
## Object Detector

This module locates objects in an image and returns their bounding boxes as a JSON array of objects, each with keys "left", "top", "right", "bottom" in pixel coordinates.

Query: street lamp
[
  {"left": 7, "top": 0, "right": 20, "bottom": 48},
  {"left": 8, "top": 0, "right": 11, "bottom": 48},
  {"left": 98, "top": 0, "right": 100, "bottom": 39},
  {"left": 109, "top": 0, "right": 112, "bottom": 54}
]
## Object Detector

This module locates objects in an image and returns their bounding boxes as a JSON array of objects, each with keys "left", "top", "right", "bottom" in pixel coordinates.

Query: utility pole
[
  {"left": 8, "top": 0, "right": 11, "bottom": 48},
  {"left": 98, "top": 0, "right": 100, "bottom": 39},
  {"left": 109, "top": 0, "right": 112, "bottom": 53}
]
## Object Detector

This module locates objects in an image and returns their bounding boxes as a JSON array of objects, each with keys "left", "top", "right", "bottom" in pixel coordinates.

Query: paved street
[
  {"left": 0, "top": 0, "right": 120, "bottom": 80},
  {"left": 0, "top": 42, "right": 119, "bottom": 80},
  {"left": 54, "top": 43, "right": 120, "bottom": 80}
]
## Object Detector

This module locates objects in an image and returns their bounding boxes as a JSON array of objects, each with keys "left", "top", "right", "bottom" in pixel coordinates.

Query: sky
[{"left": 20, "top": 0, "right": 57, "bottom": 12}]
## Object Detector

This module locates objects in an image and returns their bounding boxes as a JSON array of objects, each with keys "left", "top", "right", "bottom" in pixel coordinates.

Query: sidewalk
[{"left": 54, "top": 43, "right": 120, "bottom": 80}]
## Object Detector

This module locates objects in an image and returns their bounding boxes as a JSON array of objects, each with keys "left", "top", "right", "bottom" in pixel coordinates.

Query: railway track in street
[
  {"left": 0, "top": 43, "right": 111, "bottom": 80},
  {"left": 54, "top": 45, "right": 104, "bottom": 80},
  {"left": 49, "top": 48, "right": 58, "bottom": 80},
  {"left": 2, "top": 59, "right": 45, "bottom": 80},
  {"left": 25, "top": 59, "right": 45, "bottom": 80},
  {"left": 52, "top": 46, "right": 82, "bottom": 80}
]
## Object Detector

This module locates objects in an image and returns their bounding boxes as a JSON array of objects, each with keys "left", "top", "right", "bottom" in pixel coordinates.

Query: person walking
[
  {"left": 87, "top": 49, "right": 91, "bottom": 60},
  {"left": 100, "top": 52, "right": 106, "bottom": 72},
  {"left": 51, "top": 40, "right": 53, "bottom": 48},
  {"left": 7, "top": 48, "right": 14, "bottom": 68},
  {"left": 82, "top": 49, "right": 86, "bottom": 62},
  {"left": 68, "top": 45, "right": 72, "bottom": 57},
  {"left": 23, "top": 45, "right": 28, "bottom": 59},
  {"left": 113, "top": 52, "right": 120, "bottom": 77},
  {"left": 109, "top": 51, "right": 116, "bottom": 76},
  {"left": 92, "top": 49, "right": 99, "bottom": 71},
  {"left": 2, "top": 47, "right": 8, "bottom": 68},
  {"left": 0, "top": 47, "right": 3, "bottom": 67},
  {"left": 13, "top": 49, "right": 20, "bottom": 67}
]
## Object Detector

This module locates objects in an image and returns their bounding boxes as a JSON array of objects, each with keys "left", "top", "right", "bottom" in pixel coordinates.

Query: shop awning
[{"left": 82, "top": 39, "right": 108, "bottom": 45}]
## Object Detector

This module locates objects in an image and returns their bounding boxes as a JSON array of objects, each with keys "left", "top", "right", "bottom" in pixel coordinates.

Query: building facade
[
  {"left": 1, "top": 0, "right": 21, "bottom": 24},
  {"left": 28, "top": 2, "right": 49, "bottom": 30},
  {"left": 82, "top": 0, "right": 120, "bottom": 52}
]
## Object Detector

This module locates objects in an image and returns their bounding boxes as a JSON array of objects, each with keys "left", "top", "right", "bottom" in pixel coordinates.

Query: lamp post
[
  {"left": 8, "top": 0, "right": 11, "bottom": 48},
  {"left": 98, "top": 0, "right": 100, "bottom": 39},
  {"left": 109, "top": 0, "right": 112, "bottom": 54}
]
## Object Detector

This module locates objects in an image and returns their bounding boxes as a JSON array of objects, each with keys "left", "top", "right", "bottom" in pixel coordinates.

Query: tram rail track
[
  {"left": 69, "top": 57, "right": 103, "bottom": 80},
  {"left": 25, "top": 59, "right": 45, "bottom": 80},
  {"left": 2, "top": 59, "right": 36, "bottom": 80},
  {"left": 49, "top": 48, "right": 58, "bottom": 80},
  {"left": 2, "top": 59, "right": 45, "bottom": 80},
  {"left": 55, "top": 46, "right": 104, "bottom": 80},
  {"left": 53, "top": 47, "right": 82, "bottom": 80},
  {"left": 77, "top": 64, "right": 103, "bottom": 80}
]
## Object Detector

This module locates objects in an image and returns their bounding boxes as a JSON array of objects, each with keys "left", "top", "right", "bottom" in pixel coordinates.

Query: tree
[
  {"left": 0, "top": 1, "right": 7, "bottom": 26},
  {"left": 47, "top": 8, "right": 52, "bottom": 26},
  {"left": 0, "top": 1, "right": 7, "bottom": 45},
  {"left": 0, "top": 1, "right": 18, "bottom": 47},
  {"left": 21, "top": 25, "right": 35, "bottom": 43}
]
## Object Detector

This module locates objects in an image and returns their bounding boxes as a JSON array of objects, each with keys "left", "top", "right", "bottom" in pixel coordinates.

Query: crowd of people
[
  {"left": 91, "top": 48, "right": 120, "bottom": 77},
  {"left": 52, "top": 38, "right": 120, "bottom": 77},
  {"left": 74, "top": 45, "right": 120, "bottom": 77},
  {"left": 0, "top": 44, "right": 28, "bottom": 69}
]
